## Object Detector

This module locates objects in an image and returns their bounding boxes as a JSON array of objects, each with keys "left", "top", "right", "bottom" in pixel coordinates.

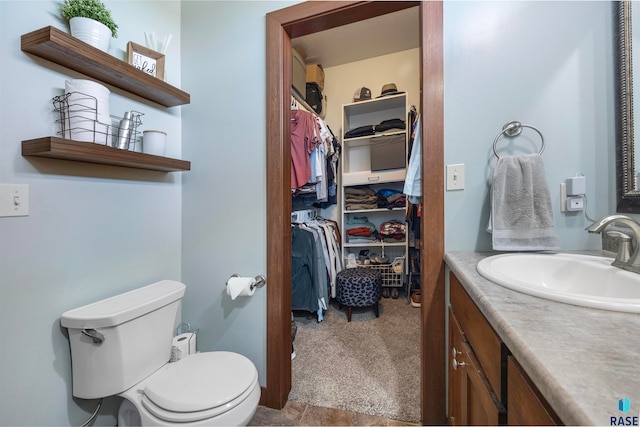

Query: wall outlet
[{"left": 567, "top": 196, "right": 585, "bottom": 211}]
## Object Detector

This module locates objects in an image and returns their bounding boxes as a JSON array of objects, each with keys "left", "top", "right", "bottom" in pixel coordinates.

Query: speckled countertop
[{"left": 444, "top": 251, "right": 640, "bottom": 426}]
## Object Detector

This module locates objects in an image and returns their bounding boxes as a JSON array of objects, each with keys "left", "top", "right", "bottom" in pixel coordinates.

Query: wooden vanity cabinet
[
  {"left": 449, "top": 273, "right": 505, "bottom": 425},
  {"left": 507, "top": 357, "right": 562, "bottom": 426},
  {"left": 449, "top": 310, "right": 503, "bottom": 425},
  {"left": 448, "top": 272, "right": 561, "bottom": 426}
]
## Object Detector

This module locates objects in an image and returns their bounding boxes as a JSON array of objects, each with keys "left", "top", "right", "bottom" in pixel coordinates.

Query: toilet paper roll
[
  {"left": 226, "top": 277, "right": 256, "bottom": 300},
  {"left": 170, "top": 332, "right": 196, "bottom": 362}
]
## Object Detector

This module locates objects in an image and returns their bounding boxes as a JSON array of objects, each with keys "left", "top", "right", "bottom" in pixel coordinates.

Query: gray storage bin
[
  {"left": 292, "top": 48, "right": 306, "bottom": 98},
  {"left": 370, "top": 134, "right": 406, "bottom": 171}
]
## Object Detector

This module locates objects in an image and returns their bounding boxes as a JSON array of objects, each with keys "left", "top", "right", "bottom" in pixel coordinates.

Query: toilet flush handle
[{"left": 81, "top": 328, "right": 105, "bottom": 345}]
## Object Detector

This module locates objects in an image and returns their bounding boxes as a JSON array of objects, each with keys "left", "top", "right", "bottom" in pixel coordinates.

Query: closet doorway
[{"left": 264, "top": 2, "right": 445, "bottom": 424}]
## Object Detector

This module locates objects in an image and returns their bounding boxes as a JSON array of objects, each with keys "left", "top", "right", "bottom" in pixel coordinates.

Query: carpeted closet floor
[{"left": 289, "top": 296, "right": 421, "bottom": 424}]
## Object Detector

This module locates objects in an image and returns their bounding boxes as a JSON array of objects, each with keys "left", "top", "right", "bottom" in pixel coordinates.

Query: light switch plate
[
  {"left": 446, "top": 164, "right": 465, "bottom": 191},
  {"left": 0, "top": 184, "right": 29, "bottom": 217}
]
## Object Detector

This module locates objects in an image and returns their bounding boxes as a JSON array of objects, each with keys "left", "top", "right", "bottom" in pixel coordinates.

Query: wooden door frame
[{"left": 265, "top": 2, "right": 445, "bottom": 424}]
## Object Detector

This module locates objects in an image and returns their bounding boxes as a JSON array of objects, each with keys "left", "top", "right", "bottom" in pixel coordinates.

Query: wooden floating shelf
[
  {"left": 21, "top": 26, "right": 190, "bottom": 107},
  {"left": 22, "top": 137, "right": 191, "bottom": 172}
]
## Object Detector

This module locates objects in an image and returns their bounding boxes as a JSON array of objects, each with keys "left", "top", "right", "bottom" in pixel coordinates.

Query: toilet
[{"left": 60, "top": 280, "right": 261, "bottom": 426}]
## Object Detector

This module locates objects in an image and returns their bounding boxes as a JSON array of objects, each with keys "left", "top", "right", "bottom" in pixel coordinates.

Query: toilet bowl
[
  {"left": 61, "top": 280, "right": 261, "bottom": 426},
  {"left": 118, "top": 352, "right": 261, "bottom": 426}
]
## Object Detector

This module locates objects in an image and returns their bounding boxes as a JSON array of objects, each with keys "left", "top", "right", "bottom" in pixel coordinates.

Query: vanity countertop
[{"left": 445, "top": 251, "right": 640, "bottom": 426}]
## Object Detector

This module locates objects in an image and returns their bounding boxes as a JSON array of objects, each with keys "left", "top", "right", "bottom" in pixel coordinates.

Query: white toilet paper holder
[{"left": 226, "top": 274, "right": 266, "bottom": 291}]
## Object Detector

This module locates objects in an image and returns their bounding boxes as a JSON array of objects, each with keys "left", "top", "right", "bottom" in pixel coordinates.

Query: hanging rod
[
  {"left": 291, "top": 208, "right": 317, "bottom": 223},
  {"left": 492, "top": 121, "right": 545, "bottom": 159}
]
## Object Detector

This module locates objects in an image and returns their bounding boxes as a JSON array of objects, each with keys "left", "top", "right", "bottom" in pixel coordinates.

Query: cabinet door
[
  {"left": 465, "top": 341, "right": 502, "bottom": 425},
  {"left": 507, "top": 356, "right": 561, "bottom": 426},
  {"left": 449, "top": 310, "right": 503, "bottom": 426}
]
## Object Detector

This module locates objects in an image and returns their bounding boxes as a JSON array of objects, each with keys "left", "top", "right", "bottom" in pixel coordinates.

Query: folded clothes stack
[
  {"left": 379, "top": 219, "right": 406, "bottom": 243},
  {"left": 376, "top": 188, "right": 406, "bottom": 209},
  {"left": 346, "top": 216, "right": 378, "bottom": 243},
  {"left": 344, "top": 118, "right": 406, "bottom": 139},
  {"left": 345, "top": 186, "right": 378, "bottom": 210}
]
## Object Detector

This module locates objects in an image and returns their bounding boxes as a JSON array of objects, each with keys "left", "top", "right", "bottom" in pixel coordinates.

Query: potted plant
[{"left": 60, "top": 0, "right": 118, "bottom": 52}]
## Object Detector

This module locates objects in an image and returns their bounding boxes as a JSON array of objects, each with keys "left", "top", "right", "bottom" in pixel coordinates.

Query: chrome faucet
[{"left": 586, "top": 214, "right": 640, "bottom": 273}]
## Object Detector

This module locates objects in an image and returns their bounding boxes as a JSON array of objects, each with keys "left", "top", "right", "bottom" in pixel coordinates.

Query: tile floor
[{"left": 249, "top": 401, "right": 421, "bottom": 426}]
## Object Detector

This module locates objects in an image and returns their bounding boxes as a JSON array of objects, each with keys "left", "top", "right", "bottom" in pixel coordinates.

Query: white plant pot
[{"left": 69, "top": 17, "right": 112, "bottom": 52}]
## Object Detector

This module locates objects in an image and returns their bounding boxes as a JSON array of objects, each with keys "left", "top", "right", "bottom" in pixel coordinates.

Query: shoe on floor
[
  {"left": 382, "top": 288, "right": 390, "bottom": 298},
  {"left": 391, "top": 288, "right": 399, "bottom": 299},
  {"left": 411, "top": 291, "right": 421, "bottom": 308}
]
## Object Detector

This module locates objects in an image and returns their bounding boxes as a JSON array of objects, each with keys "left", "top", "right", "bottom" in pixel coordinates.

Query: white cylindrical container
[
  {"left": 65, "top": 79, "right": 111, "bottom": 144},
  {"left": 142, "top": 130, "right": 167, "bottom": 156},
  {"left": 69, "top": 17, "right": 112, "bottom": 52}
]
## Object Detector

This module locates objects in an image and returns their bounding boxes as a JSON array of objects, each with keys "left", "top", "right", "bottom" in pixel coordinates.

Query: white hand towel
[{"left": 487, "top": 153, "right": 560, "bottom": 251}]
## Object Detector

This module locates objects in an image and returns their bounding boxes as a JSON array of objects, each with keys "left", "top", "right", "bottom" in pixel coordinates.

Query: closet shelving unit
[
  {"left": 19, "top": 26, "right": 191, "bottom": 172},
  {"left": 341, "top": 93, "right": 409, "bottom": 292}
]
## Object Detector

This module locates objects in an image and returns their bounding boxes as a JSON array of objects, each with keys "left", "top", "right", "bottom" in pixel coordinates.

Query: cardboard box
[{"left": 306, "top": 64, "right": 324, "bottom": 91}]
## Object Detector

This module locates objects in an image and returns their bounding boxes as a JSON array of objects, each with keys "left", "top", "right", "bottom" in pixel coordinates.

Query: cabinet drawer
[
  {"left": 342, "top": 169, "right": 406, "bottom": 186},
  {"left": 450, "top": 272, "right": 502, "bottom": 397},
  {"left": 508, "top": 357, "right": 562, "bottom": 426}
]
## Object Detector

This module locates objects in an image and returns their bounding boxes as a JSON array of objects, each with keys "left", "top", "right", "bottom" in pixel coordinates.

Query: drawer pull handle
[
  {"left": 452, "top": 347, "right": 461, "bottom": 357},
  {"left": 367, "top": 176, "right": 380, "bottom": 182}
]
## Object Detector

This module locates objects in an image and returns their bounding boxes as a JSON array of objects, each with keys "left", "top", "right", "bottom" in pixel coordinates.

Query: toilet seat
[{"left": 140, "top": 352, "right": 259, "bottom": 423}]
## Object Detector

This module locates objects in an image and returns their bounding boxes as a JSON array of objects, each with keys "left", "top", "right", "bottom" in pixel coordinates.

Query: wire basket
[
  {"left": 52, "top": 92, "right": 143, "bottom": 149},
  {"left": 363, "top": 256, "right": 405, "bottom": 287}
]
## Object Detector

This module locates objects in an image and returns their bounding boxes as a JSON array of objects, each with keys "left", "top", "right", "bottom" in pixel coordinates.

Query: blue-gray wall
[
  {"left": 0, "top": 1, "right": 183, "bottom": 425},
  {"left": 444, "top": 1, "right": 615, "bottom": 251},
  {"left": 180, "top": 0, "right": 299, "bottom": 387},
  {"left": 0, "top": 1, "right": 619, "bottom": 425}
]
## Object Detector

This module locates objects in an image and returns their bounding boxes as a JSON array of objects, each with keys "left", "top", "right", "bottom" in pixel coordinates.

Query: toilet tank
[{"left": 61, "top": 280, "right": 186, "bottom": 399}]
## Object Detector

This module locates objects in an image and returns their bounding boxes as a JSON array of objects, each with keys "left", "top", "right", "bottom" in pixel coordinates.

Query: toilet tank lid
[{"left": 61, "top": 280, "right": 186, "bottom": 329}]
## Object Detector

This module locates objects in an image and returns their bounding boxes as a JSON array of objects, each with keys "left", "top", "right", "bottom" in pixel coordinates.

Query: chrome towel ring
[{"left": 492, "top": 121, "right": 545, "bottom": 159}]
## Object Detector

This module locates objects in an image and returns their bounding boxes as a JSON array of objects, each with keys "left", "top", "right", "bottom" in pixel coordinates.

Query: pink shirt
[{"left": 291, "top": 110, "right": 320, "bottom": 189}]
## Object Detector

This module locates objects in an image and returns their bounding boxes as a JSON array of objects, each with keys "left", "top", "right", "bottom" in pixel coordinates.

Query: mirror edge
[{"left": 616, "top": 0, "right": 640, "bottom": 212}]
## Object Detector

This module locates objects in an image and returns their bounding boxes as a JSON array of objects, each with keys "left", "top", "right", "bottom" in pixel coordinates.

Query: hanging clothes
[
  {"left": 291, "top": 109, "right": 320, "bottom": 190},
  {"left": 403, "top": 114, "right": 422, "bottom": 204},
  {"left": 291, "top": 210, "right": 343, "bottom": 322},
  {"left": 291, "top": 96, "right": 340, "bottom": 206}
]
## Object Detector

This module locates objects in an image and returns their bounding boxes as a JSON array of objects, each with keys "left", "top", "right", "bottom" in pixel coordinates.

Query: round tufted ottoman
[{"left": 336, "top": 267, "right": 382, "bottom": 322}]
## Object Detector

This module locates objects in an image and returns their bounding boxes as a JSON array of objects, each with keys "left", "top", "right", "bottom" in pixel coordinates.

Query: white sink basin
[{"left": 477, "top": 253, "right": 640, "bottom": 313}]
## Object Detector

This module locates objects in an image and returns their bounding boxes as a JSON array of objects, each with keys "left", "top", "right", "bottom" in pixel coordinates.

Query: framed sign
[{"left": 126, "top": 41, "right": 165, "bottom": 80}]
